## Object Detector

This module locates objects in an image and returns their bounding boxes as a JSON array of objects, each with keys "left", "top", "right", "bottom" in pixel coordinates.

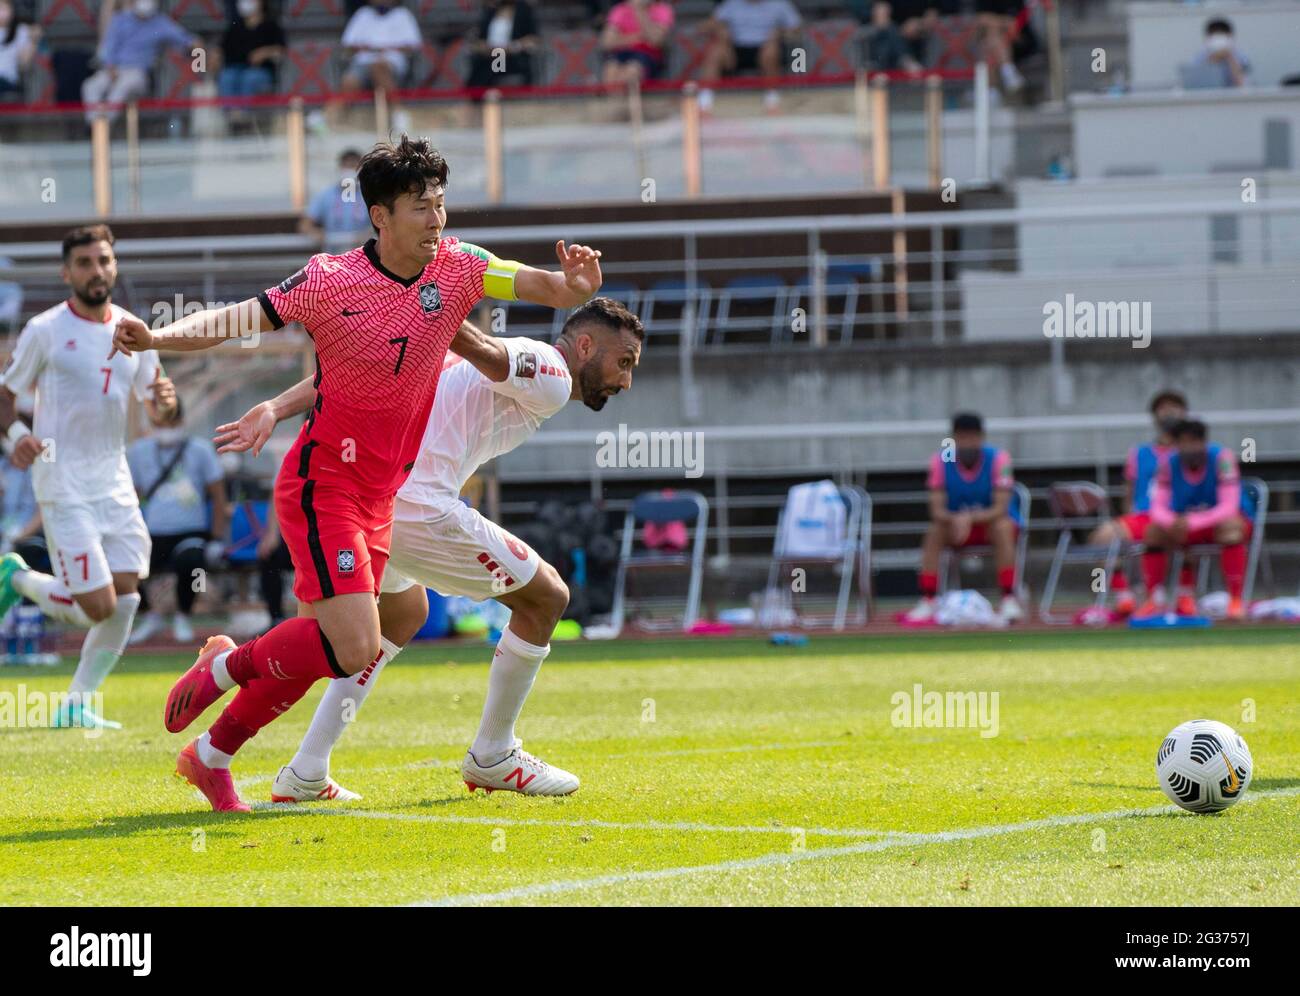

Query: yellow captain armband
[{"left": 483, "top": 254, "right": 520, "bottom": 302}]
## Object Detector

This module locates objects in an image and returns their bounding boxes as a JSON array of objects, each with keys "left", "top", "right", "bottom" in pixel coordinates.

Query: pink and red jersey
[{"left": 258, "top": 237, "right": 512, "bottom": 500}]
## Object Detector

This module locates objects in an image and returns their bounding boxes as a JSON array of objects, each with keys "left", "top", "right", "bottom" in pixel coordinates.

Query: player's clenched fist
[
  {"left": 214, "top": 400, "right": 277, "bottom": 458},
  {"left": 108, "top": 315, "right": 156, "bottom": 359},
  {"left": 9, "top": 433, "right": 45, "bottom": 470}
]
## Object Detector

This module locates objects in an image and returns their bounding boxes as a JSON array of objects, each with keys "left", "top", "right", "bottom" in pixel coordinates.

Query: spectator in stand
[
  {"left": 466, "top": 1, "right": 540, "bottom": 89},
  {"left": 332, "top": 0, "right": 422, "bottom": 129},
  {"left": 126, "top": 399, "right": 230, "bottom": 645},
  {"left": 601, "top": 0, "right": 675, "bottom": 86},
  {"left": 902, "top": 412, "right": 1024, "bottom": 625},
  {"left": 975, "top": 0, "right": 1024, "bottom": 93},
  {"left": 0, "top": 1, "right": 39, "bottom": 105},
  {"left": 1138, "top": 419, "right": 1254, "bottom": 622},
  {"left": 1186, "top": 17, "right": 1250, "bottom": 89},
  {"left": 699, "top": 0, "right": 802, "bottom": 113},
  {"left": 82, "top": 0, "right": 203, "bottom": 124},
  {"left": 218, "top": 0, "right": 286, "bottom": 101},
  {"left": 300, "top": 148, "right": 370, "bottom": 248},
  {"left": 856, "top": 1, "right": 929, "bottom": 73}
]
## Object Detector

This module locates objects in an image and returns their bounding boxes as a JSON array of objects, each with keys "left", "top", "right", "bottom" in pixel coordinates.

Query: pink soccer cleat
[
  {"left": 175, "top": 740, "right": 250, "bottom": 813},
  {"left": 164, "top": 635, "right": 237, "bottom": 733}
]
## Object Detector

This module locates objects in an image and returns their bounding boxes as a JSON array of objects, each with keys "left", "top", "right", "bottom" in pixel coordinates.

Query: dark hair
[
  {"left": 1205, "top": 17, "right": 1233, "bottom": 35},
  {"left": 1173, "top": 418, "right": 1208, "bottom": 441},
  {"left": 1149, "top": 389, "right": 1187, "bottom": 414},
  {"left": 357, "top": 136, "right": 449, "bottom": 231},
  {"left": 339, "top": 147, "right": 363, "bottom": 165},
  {"left": 62, "top": 224, "right": 115, "bottom": 262},
  {"left": 951, "top": 412, "right": 983, "bottom": 434},
  {"left": 559, "top": 296, "right": 645, "bottom": 341}
]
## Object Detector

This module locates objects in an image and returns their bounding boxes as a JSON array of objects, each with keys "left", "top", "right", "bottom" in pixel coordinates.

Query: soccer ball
[{"left": 1155, "top": 719, "right": 1252, "bottom": 813}]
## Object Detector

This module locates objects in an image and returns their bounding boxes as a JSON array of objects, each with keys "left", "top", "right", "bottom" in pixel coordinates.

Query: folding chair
[
  {"left": 640, "top": 277, "right": 711, "bottom": 345},
  {"left": 708, "top": 274, "right": 789, "bottom": 346},
  {"left": 1168, "top": 478, "right": 1269, "bottom": 605},
  {"left": 610, "top": 491, "right": 709, "bottom": 633},
  {"left": 1038, "top": 481, "right": 1121, "bottom": 624},
  {"left": 764, "top": 483, "right": 870, "bottom": 630},
  {"left": 939, "top": 481, "right": 1031, "bottom": 597}
]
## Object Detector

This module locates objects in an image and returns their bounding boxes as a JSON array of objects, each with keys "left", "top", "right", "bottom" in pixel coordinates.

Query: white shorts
[
  {"left": 349, "top": 50, "right": 409, "bottom": 81},
  {"left": 381, "top": 498, "right": 541, "bottom": 601},
  {"left": 40, "top": 496, "right": 151, "bottom": 595}
]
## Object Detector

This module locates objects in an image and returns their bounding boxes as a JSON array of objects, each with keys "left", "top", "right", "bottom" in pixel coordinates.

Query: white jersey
[
  {"left": 1, "top": 300, "right": 162, "bottom": 506},
  {"left": 397, "top": 336, "right": 572, "bottom": 510}
]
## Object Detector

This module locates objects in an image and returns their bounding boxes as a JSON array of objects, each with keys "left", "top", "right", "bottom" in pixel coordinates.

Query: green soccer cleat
[
  {"left": 52, "top": 700, "right": 123, "bottom": 731},
  {"left": 0, "top": 551, "right": 29, "bottom": 619}
]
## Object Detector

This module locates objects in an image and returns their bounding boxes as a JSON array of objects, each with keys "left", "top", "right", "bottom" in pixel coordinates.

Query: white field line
[
  {"left": 232, "top": 739, "right": 851, "bottom": 790},
  {"left": 410, "top": 785, "right": 1300, "bottom": 907},
  {"left": 253, "top": 804, "right": 890, "bottom": 840}
]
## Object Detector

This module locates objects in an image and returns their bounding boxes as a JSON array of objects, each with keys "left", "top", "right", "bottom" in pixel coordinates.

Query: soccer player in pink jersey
[
  {"left": 1086, "top": 389, "right": 1188, "bottom": 617},
  {"left": 902, "top": 413, "right": 1024, "bottom": 625},
  {"left": 108, "top": 136, "right": 603, "bottom": 811}
]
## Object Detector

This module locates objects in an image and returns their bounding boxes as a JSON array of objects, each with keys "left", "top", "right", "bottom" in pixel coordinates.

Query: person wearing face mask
[
  {"left": 300, "top": 148, "right": 370, "bottom": 248},
  {"left": 218, "top": 0, "right": 286, "bottom": 102},
  {"left": 126, "top": 398, "right": 231, "bottom": 645},
  {"left": 1086, "top": 389, "right": 1189, "bottom": 618},
  {"left": 1187, "top": 17, "right": 1250, "bottom": 89},
  {"left": 82, "top": 0, "right": 203, "bottom": 124},
  {"left": 332, "top": 0, "right": 423, "bottom": 129},
  {"left": 0, "top": 1, "right": 40, "bottom": 105},
  {"left": 1138, "top": 420, "right": 1255, "bottom": 622},
  {"left": 903, "top": 412, "right": 1024, "bottom": 625}
]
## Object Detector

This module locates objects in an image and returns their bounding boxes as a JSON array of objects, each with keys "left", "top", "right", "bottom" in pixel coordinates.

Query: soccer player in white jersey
[
  {"left": 0, "top": 225, "right": 177, "bottom": 729},
  {"left": 214, "top": 297, "right": 642, "bottom": 798}
]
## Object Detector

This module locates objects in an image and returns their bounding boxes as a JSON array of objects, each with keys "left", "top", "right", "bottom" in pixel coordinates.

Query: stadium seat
[
  {"left": 282, "top": 41, "right": 338, "bottom": 97},
  {"left": 159, "top": 46, "right": 206, "bottom": 101},
  {"left": 171, "top": 0, "right": 225, "bottom": 32},
  {"left": 707, "top": 274, "right": 790, "bottom": 347},
  {"left": 802, "top": 19, "right": 863, "bottom": 76},
  {"left": 1168, "top": 477, "right": 1269, "bottom": 605},
  {"left": 610, "top": 490, "right": 709, "bottom": 633},
  {"left": 938, "top": 481, "right": 1031, "bottom": 599},
  {"left": 412, "top": 39, "right": 467, "bottom": 90},
  {"left": 785, "top": 264, "right": 879, "bottom": 344},
  {"left": 0, "top": 257, "right": 24, "bottom": 334},
  {"left": 1038, "top": 481, "right": 1122, "bottom": 624},
  {"left": 763, "top": 481, "right": 870, "bottom": 630},
  {"left": 640, "top": 277, "right": 710, "bottom": 345},
  {"left": 541, "top": 29, "right": 601, "bottom": 87}
]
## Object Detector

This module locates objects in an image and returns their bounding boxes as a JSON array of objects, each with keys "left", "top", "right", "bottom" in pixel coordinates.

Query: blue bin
[{"left": 414, "top": 588, "right": 449, "bottom": 640}]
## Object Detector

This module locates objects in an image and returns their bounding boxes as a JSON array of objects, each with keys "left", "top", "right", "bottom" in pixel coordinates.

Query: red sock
[
  {"left": 1179, "top": 564, "right": 1196, "bottom": 589},
  {"left": 1111, "top": 569, "right": 1129, "bottom": 592},
  {"left": 919, "top": 572, "right": 939, "bottom": 597},
  {"left": 998, "top": 566, "right": 1015, "bottom": 595},
  {"left": 224, "top": 617, "right": 346, "bottom": 686},
  {"left": 1221, "top": 544, "right": 1246, "bottom": 599},
  {"left": 208, "top": 676, "right": 316, "bottom": 756},
  {"left": 1142, "top": 549, "right": 1167, "bottom": 594}
]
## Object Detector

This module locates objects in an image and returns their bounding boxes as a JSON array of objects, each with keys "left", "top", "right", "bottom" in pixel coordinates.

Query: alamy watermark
[
  {"left": 596, "top": 423, "right": 704, "bottom": 479},
  {"left": 1042, "top": 294, "right": 1151, "bottom": 349},
  {"left": 890, "top": 682, "right": 1000, "bottom": 738}
]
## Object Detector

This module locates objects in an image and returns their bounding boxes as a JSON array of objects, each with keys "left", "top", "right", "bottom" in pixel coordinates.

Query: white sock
[
  {"left": 67, "top": 592, "right": 140, "bottom": 701},
  {"left": 289, "top": 636, "right": 402, "bottom": 782},
  {"left": 211, "top": 649, "right": 235, "bottom": 691},
  {"left": 470, "top": 627, "right": 550, "bottom": 766},
  {"left": 12, "top": 569, "right": 93, "bottom": 628},
  {"left": 196, "top": 731, "right": 233, "bottom": 769}
]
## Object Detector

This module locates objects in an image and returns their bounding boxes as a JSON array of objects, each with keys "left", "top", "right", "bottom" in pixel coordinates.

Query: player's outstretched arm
[
  {"left": 109, "top": 298, "right": 276, "bottom": 359},
  {"left": 512, "top": 241, "right": 603, "bottom": 310},
  {"left": 449, "top": 320, "right": 509, "bottom": 383},
  {"left": 213, "top": 377, "right": 315, "bottom": 457}
]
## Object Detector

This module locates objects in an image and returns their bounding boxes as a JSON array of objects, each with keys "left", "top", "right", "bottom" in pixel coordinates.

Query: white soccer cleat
[
  {"left": 127, "top": 612, "right": 163, "bottom": 646},
  {"left": 462, "top": 741, "right": 579, "bottom": 797},
  {"left": 998, "top": 594, "right": 1024, "bottom": 624},
  {"left": 171, "top": 612, "right": 195, "bottom": 644},
  {"left": 902, "top": 597, "right": 936, "bottom": 623},
  {"left": 269, "top": 765, "right": 361, "bottom": 804}
]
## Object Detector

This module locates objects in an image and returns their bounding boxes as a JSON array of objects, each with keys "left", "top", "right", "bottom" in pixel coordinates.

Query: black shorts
[{"left": 733, "top": 45, "right": 762, "bottom": 73}]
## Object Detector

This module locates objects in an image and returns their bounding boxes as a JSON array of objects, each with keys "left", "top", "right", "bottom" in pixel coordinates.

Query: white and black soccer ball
[{"left": 1156, "top": 719, "right": 1252, "bottom": 813}]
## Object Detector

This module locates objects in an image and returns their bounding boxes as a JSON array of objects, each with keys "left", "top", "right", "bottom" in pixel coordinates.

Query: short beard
[
  {"left": 578, "top": 362, "right": 610, "bottom": 411},
  {"left": 74, "top": 283, "right": 111, "bottom": 307}
]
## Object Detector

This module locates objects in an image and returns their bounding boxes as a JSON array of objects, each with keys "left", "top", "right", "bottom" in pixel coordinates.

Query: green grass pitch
[{"left": 1, "top": 627, "right": 1297, "bottom": 906}]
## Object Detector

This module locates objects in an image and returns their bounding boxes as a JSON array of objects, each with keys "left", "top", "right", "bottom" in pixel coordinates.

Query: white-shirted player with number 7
[{"left": 0, "top": 225, "right": 178, "bottom": 729}]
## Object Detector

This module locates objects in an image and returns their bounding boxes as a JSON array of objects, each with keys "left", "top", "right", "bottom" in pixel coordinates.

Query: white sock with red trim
[
  {"left": 288, "top": 636, "right": 403, "bottom": 782},
  {"left": 68, "top": 592, "right": 139, "bottom": 699},
  {"left": 470, "top": 627, "right": 550, "bottom": 767},
  {"left": 12, "top": 569, "right": 93, "bottom": 628}
]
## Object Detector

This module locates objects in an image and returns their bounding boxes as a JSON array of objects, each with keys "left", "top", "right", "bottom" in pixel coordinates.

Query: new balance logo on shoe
[{"left": 503, "top": 767, "right": 536, "bottom": 791}]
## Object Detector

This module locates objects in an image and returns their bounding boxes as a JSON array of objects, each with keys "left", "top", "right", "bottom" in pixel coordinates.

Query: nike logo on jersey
[{"left": 341, "top": 308, "right": 367, "bottom": 316}]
